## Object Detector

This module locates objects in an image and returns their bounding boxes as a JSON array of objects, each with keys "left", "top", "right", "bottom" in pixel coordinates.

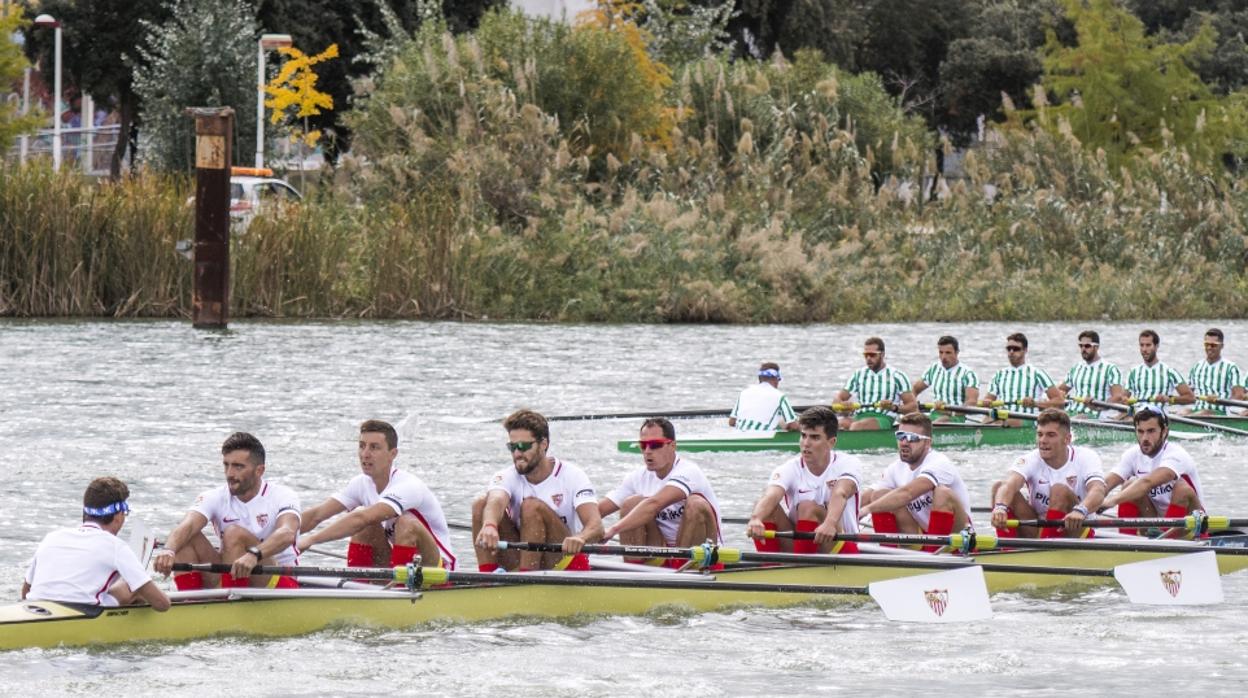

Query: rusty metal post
[{"left": 187, "top": 107, "right": 234, "bottom": 329}]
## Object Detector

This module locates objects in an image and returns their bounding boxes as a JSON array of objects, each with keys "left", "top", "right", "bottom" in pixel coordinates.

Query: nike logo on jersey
[
  {"left": 797, "top": 488, "right": 813, "bottom": 494},
  {"left": 223, "top": 517, "right": 240, "bottom": 523}
]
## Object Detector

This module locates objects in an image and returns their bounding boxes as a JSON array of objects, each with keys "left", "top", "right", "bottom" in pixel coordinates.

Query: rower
[
  {"left": 911, "top": 335, "right": 979, "bottom": 423},
  {"left": 152, "top": 432, "right": 302, "bottom": 590},
  {"left": 600, "top": 418, "right": 723, "bottom": 564},
  {"left": 980, "top": 332, "right": 1065, "bottom": 426},
  {"left": 1186, "top": 327, "right": 1246, "bottom": 415},
  {"left": 745, "top": 406, "right": 863, "bottom": 554},
  {"left": 23, "top": 477, "right": 170, "bottom": 611},
  {"left": 835, "top": 336, "right": 917, "bottom": 431},
  {"left": 858, "top": 412, "right": 972, "bottom": 548},
  {"left": 473, "top": 409, "right": 603, "bottom": 571},
  {"left": 1101, "top": 407, "right": 1205, "bottom": 538},
  {"left": 1057, "top": 329, "right": 1125, "bottom": 420},
  {"left": 989, "top": 408, "right": 1108, "bottom": 538},
  {"left": 1124, "top": 329, "right": 1194, "bottom": 415},
  {"left": 728, "top": 362, "right": 798, "bottom": 431},
  {"left": 297, "top": 419, "right": 456, "bottom": 570}
]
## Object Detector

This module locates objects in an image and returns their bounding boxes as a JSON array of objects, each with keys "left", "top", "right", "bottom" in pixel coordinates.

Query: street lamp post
[
  {"left": 256, "top": 33, "right": 292, "bottom": 169},
  {"left": 33, "top": 14, "right": 62, "bottom": 171}
]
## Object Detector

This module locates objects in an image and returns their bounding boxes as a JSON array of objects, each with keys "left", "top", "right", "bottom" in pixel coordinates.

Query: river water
[{"left": 2, "top": 319, "right": 1246, "bottom": 694}]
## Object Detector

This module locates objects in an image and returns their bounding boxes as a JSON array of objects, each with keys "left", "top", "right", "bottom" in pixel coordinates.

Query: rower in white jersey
[
  {"left": 153, "top": 432, "right": 302, "bottom": 590},
  {"left": 601, "top": 418, "right": 723, "bottom": 566},
  {"left": 858, "top": 412, "right": 973, "bottom": 548},
  {"left": 911, "top": 335, "right": 979, "bottom": 423},
  {"left": 980, "top": 332, "right": 1066, "bottom": 426},
  {"left": 729, "top": 362, "right": 798, "bottom": 431},
  {"left": 473, "top": 409, "right": 603, "bottom": 572},
  {"left": 1057, "top": 329, "right": 1125, "bottom": 420},
  {"left": 298, "top": 420, "right": 456, "bottom": 570},
  {"left": 1186, "top": 327, "right": 1247, "bottom": 415},
  {"left": 1102, "top": 407, "right": 1205, "bottom": 538},
  {"left": 835, "top": 336, "right": 917, "bottom": 431},
  {"left": 990, "top": 409, "right": 1108, "bottom": 538},
  {"left": 745, "top": 406, "right": 863, "bottom": 554},
  {"left": 1124, "top": 329, "right": 1194, "bottom": 414},
  {"left": 23, "top": 477, "right": 170, "bottom": 612}
]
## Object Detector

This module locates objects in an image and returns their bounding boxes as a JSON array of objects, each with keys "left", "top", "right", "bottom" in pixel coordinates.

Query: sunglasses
[
  {"left": 894, "top": 431, "right": 931, "bottom": 443},
  {"left": 1005, "top": 345, "right": 1023, "bottom": 352},
  {"left": 863, "top": 352, "right": 881, "bottom": 358},
  {"left": 637, "top": 438, "right": 673, "bottom": 451},
  {"left": 1078, "top": 343, "right": 1098, "bottom": 349},
  {"left": 1205, "top": 343, "right": 1223, "bottom": 348},
  {"left": 506, "top": 441, "right": 536, "bottom": 453}
]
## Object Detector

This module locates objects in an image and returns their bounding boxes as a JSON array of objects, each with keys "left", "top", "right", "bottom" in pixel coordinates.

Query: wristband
[
  {"left": 1072, "top": 504, "right": 1089, "bottom": 517},
  {"left": 154, "top": 548, "right": 174, "bottom": 557},
  {"left": 992, "top": 503, "right": 1008, "bottom": 512},
  {"left": 482, "top": 522, "right": 498, "bottom": 531}
]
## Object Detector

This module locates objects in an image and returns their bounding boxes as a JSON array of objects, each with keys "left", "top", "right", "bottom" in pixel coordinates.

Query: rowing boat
[
  {"left": 4, "top": 537, "right": 1245, "bottom": 650},
  {"left": 618, "top": 416, "right": 1246, "bottom": 454}
]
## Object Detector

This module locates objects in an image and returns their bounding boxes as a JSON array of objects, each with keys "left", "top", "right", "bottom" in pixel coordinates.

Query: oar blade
[
  {"left": 1113, "top": 551, "right": 1223, "bottom": 605},
  {"left": 127, "top": 519, "right": 157, "bottom": 569},
  {"left": 867, "top": 566, "right": 992, "bottom": 623}
]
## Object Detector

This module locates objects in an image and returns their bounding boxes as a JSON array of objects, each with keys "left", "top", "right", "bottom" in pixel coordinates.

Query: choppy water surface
[{"left": 2, "top": 319, "right": 1248, "bottom": 694}]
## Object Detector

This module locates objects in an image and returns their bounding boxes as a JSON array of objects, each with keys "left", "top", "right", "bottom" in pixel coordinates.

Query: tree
[
  {"left": 132, "top": 0, "right": 260, "bottom": 171},
  {"left": 20, "top": 0, "right": 171, "bottom": 178},
  {"left": 1020, "top": 0, "right": 1248, "bottom": 169},
  {"left": 1, "top": 7, "right": 42, "bottom": 151},
  {"left": 264, "top": 43, "right": 338, "bottom": 152}
]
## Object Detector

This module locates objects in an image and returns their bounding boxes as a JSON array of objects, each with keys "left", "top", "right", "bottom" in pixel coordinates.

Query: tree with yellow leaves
[{"left": 263, "top": 43, "right": 339, "bottom": 153}]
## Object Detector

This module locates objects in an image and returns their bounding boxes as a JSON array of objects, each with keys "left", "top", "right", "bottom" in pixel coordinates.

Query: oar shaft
[
  {"left": 443, "top": 570, "right": 870, "bottom": 596},
  {"left": 1206, "top": 396, "right": 1248, "bottom": 409},
  {"left": 173, "top": 562, "right": 400, "bottom": 581},
  {"left": 1006, "top": 516, "right": 1240, "bottom": 530},
  {"left": 1091, "top": 399, "right": 1248, "bottom": 436}
]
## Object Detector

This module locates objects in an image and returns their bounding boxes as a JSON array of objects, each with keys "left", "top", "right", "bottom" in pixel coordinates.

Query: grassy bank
[{"left": 3, "top": 12, "right": 1247, "bottom": 321}]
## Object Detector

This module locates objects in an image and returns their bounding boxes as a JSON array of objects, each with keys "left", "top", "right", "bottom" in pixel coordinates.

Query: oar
[
  {"left": 172, "top": 561, "right": 991, "bottom": 622},
  {"left": 500, "top": 541, "right": 1220, "bottom": 605},
  {"left": 544, "top": 402, "right": 882, "bottom": 422},
  {"left": 920, "top": 402, "right": 1139, "bottom": 433},
  {"left": 1199, "top": 395, "right": 1248, "bottom": 410},
  {"left": 1003, "top": 515, "right": 1244, "bottom": 531},
  {"left": 1090, "top": 399, "right": 1248, "bottom": 437}
]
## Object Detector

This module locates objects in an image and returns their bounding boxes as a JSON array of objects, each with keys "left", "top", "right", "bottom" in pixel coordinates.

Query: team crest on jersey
[
  {"left": 771, "top": 472, "right": 781, "bottom": 481},
  {"left": 1160, "top": 570, "right": 1182, "bottom": 598},
  {"left": 551, "top": 493, "right": 564, "bottom": 507},
  {"left": 924, "top": 588, "right": 949, "bottom": 617},
  {"left": 492, "top": 475, "right": 504, "bottom": 485},
  {"left": 256, "top": 513, "right": 269, "bottom": 528},
  {"left": 1066, "top": 476, "right": 1077, "bottom": 488}
]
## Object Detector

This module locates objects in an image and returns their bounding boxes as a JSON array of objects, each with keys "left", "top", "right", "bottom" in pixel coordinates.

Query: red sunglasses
[{"left": 637, "top": 438, "right": 673, "bottom": 451}]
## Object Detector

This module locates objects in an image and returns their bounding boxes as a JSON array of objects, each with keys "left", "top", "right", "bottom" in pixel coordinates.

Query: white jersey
[
  {"left": 873, "top": 451, "right": 972, "bottom": 529},
  {"left": 767, "top": 453, "right": 863, "bottom": 533},
  {"left": 333, "top": 467, "right": 457, "bottom": 570},
  {"left": 1009, "top": 445, "right": 1106, "bottom": 516},
  {"left": 605, "top": 456, "right": 724, "bottom": 544},
  {"left": 489, "top": 457, "right": 597, "bottom": 533},
  {"left": 1112, "top": 442, "right": 1203, "bottom": 512},
  {"left": 730, "top": 382, "right": 797, "bottom": 431},
  {"left": 192, "top": 479, "right": 302, "bottom": 565},
  {"left": 24, "top": 523, "right": 152, "bottom": 607}
]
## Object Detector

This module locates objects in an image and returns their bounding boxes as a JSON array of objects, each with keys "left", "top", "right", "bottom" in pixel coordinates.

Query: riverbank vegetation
[{"left": 3, "top": 1, "right": 1247, "bottom": 321}]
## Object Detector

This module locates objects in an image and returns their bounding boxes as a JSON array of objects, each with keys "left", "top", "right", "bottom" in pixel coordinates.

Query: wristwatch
[{"left": 246, "top": 545, "right": 263, "bottom": 561}]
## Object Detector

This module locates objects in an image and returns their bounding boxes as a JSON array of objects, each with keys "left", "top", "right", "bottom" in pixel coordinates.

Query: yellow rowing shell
[{"left": 3, "top": 546, "right": 1244, "bottom": 650}]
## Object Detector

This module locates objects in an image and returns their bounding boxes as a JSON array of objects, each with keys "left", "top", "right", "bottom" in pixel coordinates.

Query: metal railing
[{"left": 5, "top": 124, "right": 124, "bottom": 176}]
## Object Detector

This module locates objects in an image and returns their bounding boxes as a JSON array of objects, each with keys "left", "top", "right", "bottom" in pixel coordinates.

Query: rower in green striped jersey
[
  {"left": 980, "top": 332, "right": 1065, "bottom": 426},
  {"left": 1057, "top": 330, "right": 1126, "bottom": 420},
  {"left": 911, "top": 335, "right": 979, "bottom": 423},
  {"left": 834, "top": 337, "right": 916, "bottom": 432},
  {"left": 1186, "top": 328, "right": 1247, "bottom": 415},
  {"left": 729, "top": 362, "right": 799, "bottom": 431},
  {"left": 1125, "top": 329, "right": 1194, "bottom": 414}
]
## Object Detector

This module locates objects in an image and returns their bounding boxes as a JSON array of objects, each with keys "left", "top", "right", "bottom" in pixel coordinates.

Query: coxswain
[
  {"left": 989, "top": 409, "right": 1108, "bottom": 538},
  {"left": 23, "top": 477, "right": 170, "bottom": 611},
  {"left": 473, "top": 409, "right": 603, "bottom": 571},
  {"left": 728, "top": 362, "right": 798, "bottom": 431},
  {"left": 745, "top": 406, "right": 863, "bottom": 554},
  {"left": 152, "top": 432, "right": 302, "bottom": 589},
  {"left": 298, "top": 419, "right": 456, "bottom": 570}
]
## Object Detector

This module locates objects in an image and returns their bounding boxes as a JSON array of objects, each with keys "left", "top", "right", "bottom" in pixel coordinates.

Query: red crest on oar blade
[
  {"left": 924, "top": 589, "right": 949, "bottom": 617},
  {"left": 1161, "top": 570, "right": 1182, "bottom": 598}
]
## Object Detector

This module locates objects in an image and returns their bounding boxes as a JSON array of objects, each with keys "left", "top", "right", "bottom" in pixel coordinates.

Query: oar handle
[
  {"left": 172, "top": 561, "right": 403, "bottom": 582},
  {"left": 498, "top": 540, "right": 740, "bottom": 564}
]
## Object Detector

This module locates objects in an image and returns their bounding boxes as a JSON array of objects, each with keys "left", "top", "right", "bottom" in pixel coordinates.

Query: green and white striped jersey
[
  {"left": 920, "top": 362, "right": 979, "bottom": 405},
  {"left": 1188, "top": 359, "right": 1243, "bottom": 411},
  {"left": 1126, "top": 361, "right": 1185, "bottom": 410},
  {"left": 986, "top": 364, "right": 1055, "bottom": 414},
  {"left": 844, "top": 366, "right": 910, "bottom": 416},
  {"left": 730, "top": 382, "right": 797, "bottom": 431},
  {"left": 1064, "top": 360, "right": 1123, "bottom": 416}
]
